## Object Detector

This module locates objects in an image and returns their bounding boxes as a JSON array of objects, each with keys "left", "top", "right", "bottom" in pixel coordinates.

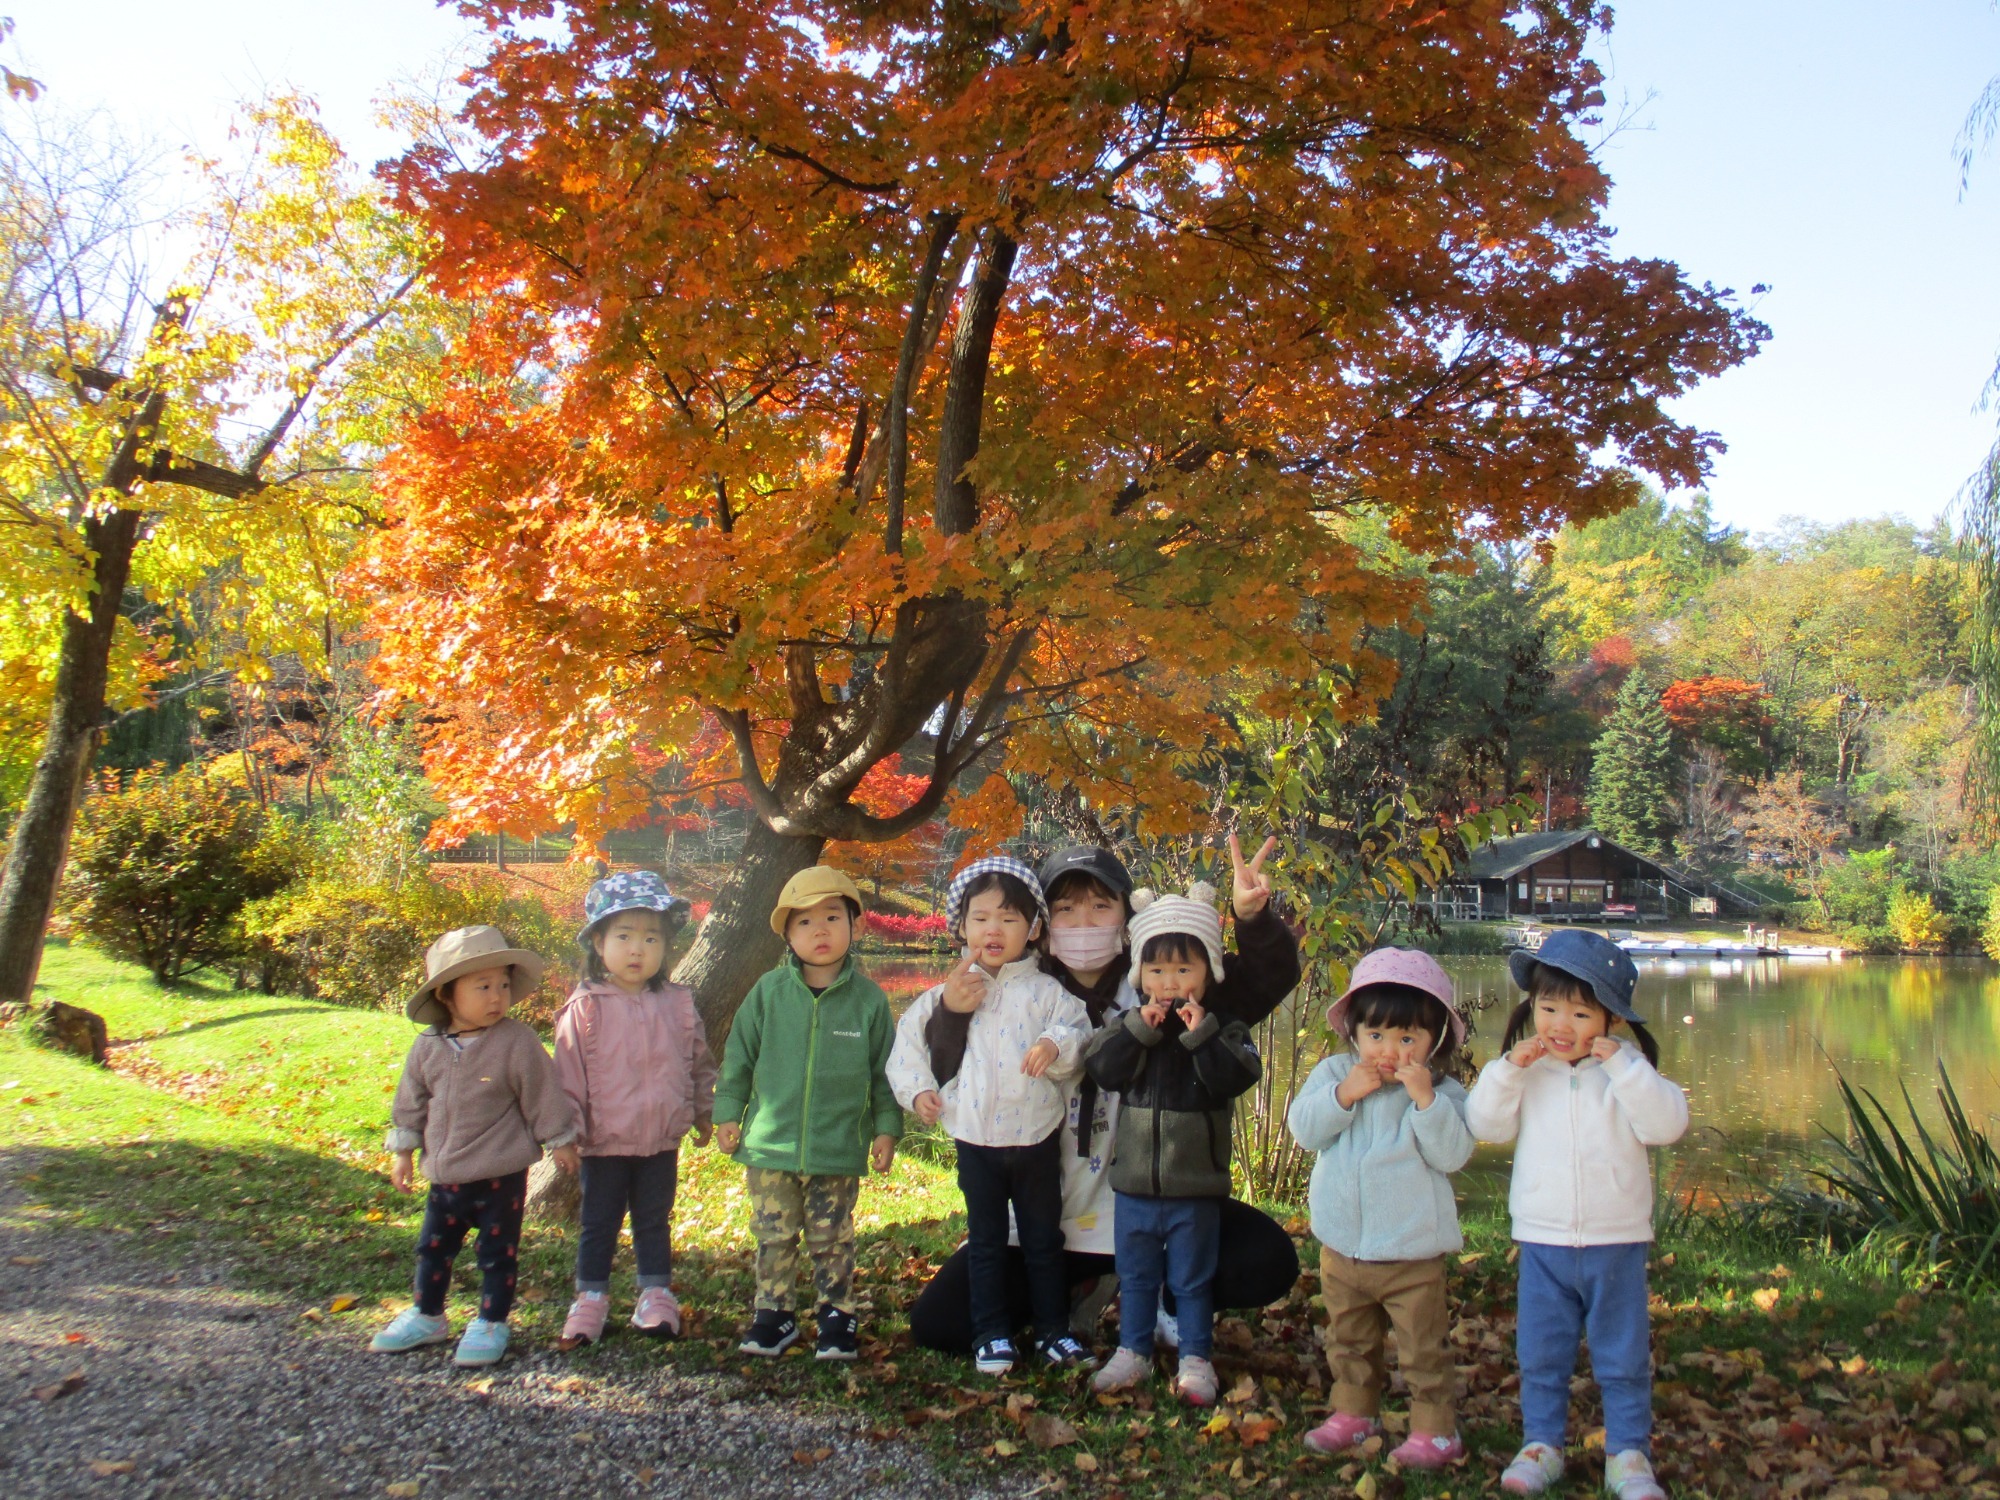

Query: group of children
[{"left": 375, "top": 853, "right": 1686, "bottom": 1500}]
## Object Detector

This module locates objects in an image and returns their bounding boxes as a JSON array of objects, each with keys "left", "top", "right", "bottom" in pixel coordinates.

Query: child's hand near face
[
  {"left": 1590, "top": 1036, "right": 1621, "bottom": 1062},
  {"left": 715, "top": 1121, "right": 742, "bottom": 1154},
  {"left": 1021, "top": 1039, "right": 1059, "bottom": 1077},
  {"left": 870, "top": 1134, "right": 896, "bottom": 1174},
  {"left": 913, "top": 1090, "right": 944, "bottom": 1125},
  {"left": 1509, "top": 1035, "right": 1549, "bottom": 1068},
  {"left": 1176, "top": 998, "right": 1207, "bottom": 1032},
  {"left": 1139, "top": 997, "right": 1173, "bottom": 1030},
  {"left": 1394, "top": 1058, "right": 1436, "bottom": 1108},
  {"left": 390, "top": 1149, "right": 416, "bottom": 1193},
  {"left": 1335, "top": 1067, "right": 1384, "bottom": 1108},
  {"left": 941, "top": 954, "right": 989, "bottom": 1014}
]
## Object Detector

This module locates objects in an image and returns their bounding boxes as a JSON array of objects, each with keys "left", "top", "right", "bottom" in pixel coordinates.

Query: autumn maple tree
[{"left": 366, "top": 0, "right": 1764, "bottom": 1030}]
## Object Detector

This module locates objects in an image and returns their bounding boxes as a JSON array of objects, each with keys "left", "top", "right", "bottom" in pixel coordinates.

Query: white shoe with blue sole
[
  {"left": 370, "top": 1307, "right": 451, "bottom": 1353},
  {"left": 453, "top": 1317, "right": 510, "bottom": 1367}
]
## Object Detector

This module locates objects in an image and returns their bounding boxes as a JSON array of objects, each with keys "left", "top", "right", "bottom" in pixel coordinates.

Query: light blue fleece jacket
[{"left": 1287, "top": 1052, "right": 1475, "bottom": 1262}]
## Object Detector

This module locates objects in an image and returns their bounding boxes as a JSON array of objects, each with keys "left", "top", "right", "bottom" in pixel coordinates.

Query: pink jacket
[{"left": 554, "top": 980, "right": 717, "bottom": 1157}]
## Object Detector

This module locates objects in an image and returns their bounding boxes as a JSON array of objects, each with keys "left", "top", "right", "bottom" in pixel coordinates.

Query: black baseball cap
[{"left": 1037, "top": 845, "right": 1135, "bottom": 901}]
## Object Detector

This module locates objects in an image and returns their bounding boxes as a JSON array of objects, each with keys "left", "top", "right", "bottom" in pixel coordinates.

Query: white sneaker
[
  {"left": 1604, "top": 1450, "right": 1665, "bottom": 1500},
  {"left": 1090, "top": 1346, "right": 1152, "bottom": 1393},
  {"left": 1154, "top": 1305, "right": 1180, "bottom": 1350},
  {"left": 1501, "top": 1442, "right": 1565, "bottom": 1495}
]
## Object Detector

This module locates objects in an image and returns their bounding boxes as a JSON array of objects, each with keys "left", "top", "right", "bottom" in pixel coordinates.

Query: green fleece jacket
[{"left": 714, "top": 953, "right": 903, "bottom": 1177}]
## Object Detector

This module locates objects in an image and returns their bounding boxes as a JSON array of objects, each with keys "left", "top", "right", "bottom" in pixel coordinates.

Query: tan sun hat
[
  {"left": 406, "top": 925, "right": 547, "bottom": 1027},
  {"left": 769, "top": 866, "right": 865, "bottom": 937}
]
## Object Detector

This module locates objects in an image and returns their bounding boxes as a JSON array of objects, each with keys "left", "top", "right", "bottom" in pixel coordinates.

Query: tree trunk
[
  {"left": 674, "top": 818, "right": 826, "bottom": 1048},
  {"left": 0, "top": 507, "right": 144, "bottom": 1004}
]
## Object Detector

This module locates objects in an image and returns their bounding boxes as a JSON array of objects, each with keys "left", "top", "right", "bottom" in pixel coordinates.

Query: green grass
[{"left": 8, "top": 944, "right": 2000, "bottom": 1499}]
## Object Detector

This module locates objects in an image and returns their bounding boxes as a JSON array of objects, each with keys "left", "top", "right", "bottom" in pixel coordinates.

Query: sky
[{"left": 8, "top": 0, "right": 2000, "bottom": 540}]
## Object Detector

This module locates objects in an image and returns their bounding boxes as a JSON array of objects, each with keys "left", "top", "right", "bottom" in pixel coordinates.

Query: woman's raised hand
[{"left": 1228, "top": 831, "right": 1279, "bottom": 918}]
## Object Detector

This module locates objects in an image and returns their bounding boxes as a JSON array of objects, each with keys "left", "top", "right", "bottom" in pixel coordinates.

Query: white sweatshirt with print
[{"left": 888, "top": 957, "right": 1089, "bottom": 1149}]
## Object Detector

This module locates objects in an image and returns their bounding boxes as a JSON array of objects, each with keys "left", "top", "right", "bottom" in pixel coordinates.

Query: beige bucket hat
[
  {"left": 406, "top": 925, "right": 547, "bottom": 1027},
  {"left": 769, "top": 865, "right": 865, "bottom": 937}
]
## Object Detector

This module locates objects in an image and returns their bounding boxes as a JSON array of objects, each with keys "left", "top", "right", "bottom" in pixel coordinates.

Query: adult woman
[{"left": 907, "top": 836, "right": 1301, "bottom": 1353}]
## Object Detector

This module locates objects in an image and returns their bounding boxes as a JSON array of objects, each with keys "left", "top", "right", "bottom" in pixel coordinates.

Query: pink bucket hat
[{"left": 1325, "top": 947, "right": 1465, "bottom": 1055}]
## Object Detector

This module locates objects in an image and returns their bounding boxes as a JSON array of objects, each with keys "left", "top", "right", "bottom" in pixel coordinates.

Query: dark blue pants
[
  {"left": 414, "top": 1170, "right": 527, "bottom": 1321},
  {"left": 1114, "top": 1193, "right": 1220, "bottom": 1359},
  {"left": 576, "top": 1150, "right": 679, "bottom": 1291},
  {"left": 955, "top": 1130, "right": 1067, "bottom": 1345},
  {"left": 1517, "top": 1241, "right": 1655, "bottom": 1456}
]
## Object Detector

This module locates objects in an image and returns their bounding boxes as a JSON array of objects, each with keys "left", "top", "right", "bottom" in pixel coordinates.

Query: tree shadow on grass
[{"left": 107, "top": 1006, "right": 331, "bottom": 1044}]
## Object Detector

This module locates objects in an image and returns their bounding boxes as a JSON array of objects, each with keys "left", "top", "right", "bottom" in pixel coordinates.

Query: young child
[
  {"left": 888, "top": 855, "right": 1094, "bottom": 1376},
  {"left": 1466, "top": 930, "right": 1689, "bottom": 1500},
  {"left": 1288, "top": 948, "right": 1475, "bottom": 1468},
  {"left": 1084, "top": 885, "right": 1262, "bottom": 1407},
  {"left": 374, "top": 925, "right": 578, "bottom": 1368},
  {"left": 554, "top": 871, "right": 715, "bottom": 1347},
  {"left": 713, "top": 865, "right": 902, "bottom": 1361}
]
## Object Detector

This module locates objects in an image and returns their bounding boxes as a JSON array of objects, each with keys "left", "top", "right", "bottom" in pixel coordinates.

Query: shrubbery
[
  {"left": 241, "top": 872, "right": 573, "bottom": 1024},
  {"left": 60, "top": 770, "right": 306, "bottom": 984}
]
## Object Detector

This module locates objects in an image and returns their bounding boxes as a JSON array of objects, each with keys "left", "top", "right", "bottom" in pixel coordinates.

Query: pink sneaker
[
  {"left": 1302, "top": 1411, "right": 1381, "bottom": 1455},
  {"left": 631, "top": 1286, "right": 682, "bottom": 1339},
  {"left": 1389, "top": 1430, "right": 1466, "bottom": 1469},
  {"left": 559, "top": 1291, "right": 610, "bottom": 1350}
]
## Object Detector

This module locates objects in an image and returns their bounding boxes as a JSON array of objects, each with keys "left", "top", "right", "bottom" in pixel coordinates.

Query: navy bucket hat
[
  {"left": 578, "top": 869, "right": 691, "bottom": 946},
  {"left": 1508, "top": 928, "right": 1643, "bottom": 1024}
]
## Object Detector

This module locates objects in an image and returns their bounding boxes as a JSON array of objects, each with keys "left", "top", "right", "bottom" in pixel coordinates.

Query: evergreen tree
[{"left": 1588, "top": 675, "right": 1679, "bottom": 858}]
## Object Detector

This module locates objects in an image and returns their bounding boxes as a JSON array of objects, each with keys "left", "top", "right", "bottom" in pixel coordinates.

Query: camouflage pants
[{"left": 746, "top": 1168, "right": 860, "bottom": 1314}]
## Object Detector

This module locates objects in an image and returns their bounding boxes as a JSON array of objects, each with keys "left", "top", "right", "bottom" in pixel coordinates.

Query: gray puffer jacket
[{"left": 1082, "top": 1007, "right": 1261, "bottom": 1198}]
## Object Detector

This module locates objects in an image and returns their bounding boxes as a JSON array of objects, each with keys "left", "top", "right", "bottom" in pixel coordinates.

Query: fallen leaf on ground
[
  {"left": 466, "top": 1377, "right": 495, "bottom": 1395},
  {"left": 329, "top": 1295, "right": 359, "bottom": 1313},
  {"left": 385, "top": 1484, "right": 420, "bottom": 1498},
  {"left": 32, "top": 1370, "right": 84, "bottom": 1402},
  {"left": 791, "top": 1447, "right": 832, "bottom": 1465},
  {"left": 299, "top": 1308, "right": 324, "bottom": 1323},
  {"left": 63, "top": 1332, "right": 87, "bottom": 1344},
  {"left": 9, "top": 1254, "right": 45, "bottom": 1266},
  {"left": 1025, "top": 1413, "right": 1080, "bottom": 1448},
  {"left": 1073, "top": 1452, "right": 1099, "bottom": 1472},
  {"left": 87, "top": 1460, "right": 134, "bottom": 1476},
  {"left": 992, "top": 1439, "right": 1019, "bottom": 1457},
  {"left": 1356, "top": 1473, "right": 1379, "bottom": 1500},
  {"left": 1752, "top": 1287, "right": 1781, "bottom": 1312}
]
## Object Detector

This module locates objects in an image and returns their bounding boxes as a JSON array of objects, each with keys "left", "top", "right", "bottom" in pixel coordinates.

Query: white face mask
[{"left": 1048, "top": 924, "right": 1126, "bottom": 973}]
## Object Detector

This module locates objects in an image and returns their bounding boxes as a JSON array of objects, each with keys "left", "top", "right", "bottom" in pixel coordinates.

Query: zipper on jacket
[
  {"left": 799, "top": 980, "right": 822, "bottom": 1174},
  {"left": 1570, "top": 1069, "right": 1583, "bottom": 1248}
]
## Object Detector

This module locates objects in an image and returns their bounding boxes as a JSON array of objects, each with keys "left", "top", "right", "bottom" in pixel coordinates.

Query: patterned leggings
[
  {"left": 746, "top": 1168, "right": 860, "bottom": 1313},
  {"left": 414, "top": 1170, "right": 527, "bottom": 1322}
]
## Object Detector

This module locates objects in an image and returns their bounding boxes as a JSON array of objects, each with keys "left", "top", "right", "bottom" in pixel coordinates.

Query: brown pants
[{"left": 1318, "top": 1247, "right": 1456, "bottom": 1435}]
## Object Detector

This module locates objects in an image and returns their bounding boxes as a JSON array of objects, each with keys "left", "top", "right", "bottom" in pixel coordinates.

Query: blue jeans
[
  {"left": 1114, "top": 1193, "right": 1220, "bottom": 1360},
  {"left": 576, "top": 1151, "right": 678, "bottom": 1291},
  {"left": 1516, "top": 1241, "right": 1654, "bottom": 1456}
]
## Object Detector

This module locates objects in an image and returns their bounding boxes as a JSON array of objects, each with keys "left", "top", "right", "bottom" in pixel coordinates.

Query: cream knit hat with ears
[{"left": 1125, "top": 882, "right": 1227, "bottom": 980}]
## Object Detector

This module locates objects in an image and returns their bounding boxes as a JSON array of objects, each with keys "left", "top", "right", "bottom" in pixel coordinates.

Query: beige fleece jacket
[{"left": 386, "top": 1017, "right": 577, "bottom": 1183}]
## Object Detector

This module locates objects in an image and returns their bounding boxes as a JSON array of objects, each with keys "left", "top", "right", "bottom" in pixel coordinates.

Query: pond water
[
  {"left": 865, "top": 950, "right": 2000, "bottom": 1208},
  {"left": 1441, "top": 955, "right": 2000, "bottom": 1207}
]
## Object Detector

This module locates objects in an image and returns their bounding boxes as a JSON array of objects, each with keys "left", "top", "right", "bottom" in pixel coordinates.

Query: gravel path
[{"left": 0, "top": 1153, "right": 1019, "bottom": 1500}]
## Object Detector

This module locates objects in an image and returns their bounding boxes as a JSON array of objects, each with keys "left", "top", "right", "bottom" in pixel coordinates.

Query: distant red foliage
[
  {"left": 1661, "top": 675, "right": 1768, "bottom": 736},
  {"left": 1589, "top": 635, "right": 1637, "bottom": 674},
  {"left": 864, "top": 911, "right": 948, "bottom": 943}
]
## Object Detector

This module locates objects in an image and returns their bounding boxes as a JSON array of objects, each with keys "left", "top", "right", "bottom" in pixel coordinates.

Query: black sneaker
[
  {"left": 814, "top": 1302, "right": 858, "bottom": 1362},
  {"left": 1038, "top": 1333, "right": 1097, "bottom": 1371},
  {"left": 973, "top": 1337, "right": 1017, "bottom": 1375},
  {"left": 737, "top": 1309, "right": 799, "bottom": 1357}
]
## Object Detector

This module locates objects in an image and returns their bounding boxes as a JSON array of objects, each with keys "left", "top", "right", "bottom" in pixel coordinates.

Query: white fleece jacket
[
  {"left": 887, "top": 957, "right": 1089, "bottom": 1148},
  {"left": 1464, "top": 1041, "right": 1689, "bottom": 1247}
]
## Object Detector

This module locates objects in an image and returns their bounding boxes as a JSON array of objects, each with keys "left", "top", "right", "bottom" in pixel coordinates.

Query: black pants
[
  {"left": 576, "top": 1150, "right": 678, "bottom": 1291},
  {"left": 908, "top": 1196, "right": 1301, "bottom": 1355},
  {"left": 414, "top": 1170, "right": 528, "bottom": 1322},
  {"left": 956, "top": 1130, "right": 1068, "bottom": 1346}
]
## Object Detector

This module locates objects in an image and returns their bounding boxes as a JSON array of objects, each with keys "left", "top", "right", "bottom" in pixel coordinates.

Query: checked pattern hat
[{"left": 944, "top": 855, "right": 1048, "bottom": 932}]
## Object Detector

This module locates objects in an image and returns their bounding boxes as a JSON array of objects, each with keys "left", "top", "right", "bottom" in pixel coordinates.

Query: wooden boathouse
[{"left": 1430, "top": 828, "right": 1759, "bottom": 923}]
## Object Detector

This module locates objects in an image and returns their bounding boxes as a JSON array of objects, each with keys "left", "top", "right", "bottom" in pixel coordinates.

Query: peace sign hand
[{"left": 1228, "top": 831, "right": 1278, "bottom": 919}]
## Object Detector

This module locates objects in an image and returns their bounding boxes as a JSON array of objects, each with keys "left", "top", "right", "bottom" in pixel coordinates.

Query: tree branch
[
  {"left": 934, "top": 230, "right": 1018, "bottom": 536},
  {"left": 885, "top": 211, "right": 961, "bottom": 555}
]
